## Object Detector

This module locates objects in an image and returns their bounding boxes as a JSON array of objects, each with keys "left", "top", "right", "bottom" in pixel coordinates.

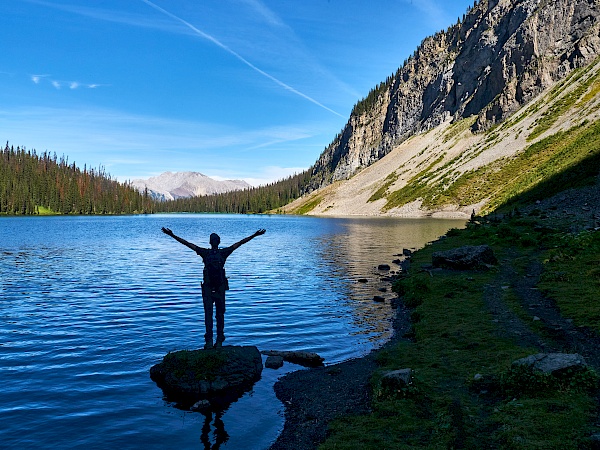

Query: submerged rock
[
  {"left": 150, "top": 345, "right": 262, "bottom": 409},
  {"left": 261, "top": 350, "right": 324, "bottom": 367},
  {"left": 191, "top": 399, "right": 211, "bottom": 412}
]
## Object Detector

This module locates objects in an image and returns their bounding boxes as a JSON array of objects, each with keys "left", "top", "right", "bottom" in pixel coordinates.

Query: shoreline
[{"left": 268, "top": 273, "right": 413, "bottom": 449}]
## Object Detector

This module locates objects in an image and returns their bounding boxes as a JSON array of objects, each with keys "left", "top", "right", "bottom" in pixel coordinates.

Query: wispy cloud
[
  {"left": 29, "top": 73, "right": 105, "bottom": 90},
  {"left": 23, "top": 0, "right": 180, "bottom": 34},
  {"left": 31, "top": 74, "right": 48, "bottom": 84},
  {"left": 25, "top": 0, "right": 350, "bottom": 114},
  {"left": 409, "top": 0, "right": 454, "bottom": 30},
  {"left": 139, "top": 0, "right": 344, "bottom": 118},
  {"left": 0, "top": 105, "right": 324, "bottom": 180},
  {"left": 239, "top": 0, "right": 362, "bottom": 101},
  {"left": 239, "top": 0, "right": 286, "bottom": 28}
]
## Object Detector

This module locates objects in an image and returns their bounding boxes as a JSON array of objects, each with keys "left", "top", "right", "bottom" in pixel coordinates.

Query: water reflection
[
  {"left": 201, "top": 410, "right": 229, "bottom": 449},
  {"left": 315, "top": 217, "right": 465, "bottom": 342},
  {"left": 0, "top": 214, "right": 465, "bottom": 450}
]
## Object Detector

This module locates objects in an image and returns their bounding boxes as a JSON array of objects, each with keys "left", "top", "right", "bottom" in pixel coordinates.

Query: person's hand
[
  {"left": 161, "top": 227, "right": 173, "bottom": 236},
  {"left": 255, "top": 229, "right": 266, "bottom": 236}
]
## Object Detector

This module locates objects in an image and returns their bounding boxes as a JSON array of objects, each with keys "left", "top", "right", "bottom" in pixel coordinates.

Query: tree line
[
  {"left": 0, "top": 142, "right": 313, "bottom": 215},
  {"left": 0, "top": 143, "right": 153, "bottom": 215}
]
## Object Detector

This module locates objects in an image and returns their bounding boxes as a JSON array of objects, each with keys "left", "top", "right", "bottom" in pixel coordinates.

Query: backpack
[{"left": 203, "top": 249, "right": 227, "bottom": 290}]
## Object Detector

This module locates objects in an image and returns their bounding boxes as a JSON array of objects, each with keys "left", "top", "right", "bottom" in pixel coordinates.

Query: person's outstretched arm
[
  {"left": 161, "top": 227, "right": 200, "bottom": 252},
  {"left": 229, "top": 229, "right": 266, "bottom": 252}
]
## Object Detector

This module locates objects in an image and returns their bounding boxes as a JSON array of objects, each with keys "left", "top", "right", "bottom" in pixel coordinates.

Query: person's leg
[
  {"left": 214, "top": 288, "right": 226, "bottom": 347},
  {"left": 201, "top": 284, "right": 214, "bottom": 349}
]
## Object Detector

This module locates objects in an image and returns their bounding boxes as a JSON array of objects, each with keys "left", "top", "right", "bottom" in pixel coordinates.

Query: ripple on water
[{"left": 0, "top": 214, "right": 464, "bottom": 449}]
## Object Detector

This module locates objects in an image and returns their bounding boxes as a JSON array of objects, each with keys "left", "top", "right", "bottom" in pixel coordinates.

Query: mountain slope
[
  {"left": 131, "top": 171, "right": 250, "bottom": 201},
  {"left": 284, "top": 54, "right": 600, "bottom": 217},
  {"left": 305, "top": 0, "right": 600, "bottom": 195}
]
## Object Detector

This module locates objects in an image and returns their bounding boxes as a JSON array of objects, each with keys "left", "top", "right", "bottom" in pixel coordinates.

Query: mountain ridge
[
  {"left": 306, "top": 0, "right": 600, "bottom": 193},
  {"left": 284, "top": 60, "right": 600, "bottom": 217},
  {"left": 286, "top": 0, "right": 600, "bottom": 217},
  {"left": 131, "top": 171, "right": 250, "bottom": 201}
]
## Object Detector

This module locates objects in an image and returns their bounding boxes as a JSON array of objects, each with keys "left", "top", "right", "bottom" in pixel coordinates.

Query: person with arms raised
[{"left": 161, "top": 227, "right": 266, "bottom": 349}]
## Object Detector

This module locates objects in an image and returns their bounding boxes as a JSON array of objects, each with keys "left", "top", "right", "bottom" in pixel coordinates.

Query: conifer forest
[{"left": 0, "top": 143, "right": 311, "bottom": 215}]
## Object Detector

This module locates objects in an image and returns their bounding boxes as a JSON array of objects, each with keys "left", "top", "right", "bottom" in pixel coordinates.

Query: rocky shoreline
[{"left": 268, "top": 277, "right": 414, "bottom": 449}]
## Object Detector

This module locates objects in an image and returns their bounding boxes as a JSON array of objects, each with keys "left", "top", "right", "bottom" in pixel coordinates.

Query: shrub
[{"left": 501, "top": 364, "right": 599, "bottom": 398}]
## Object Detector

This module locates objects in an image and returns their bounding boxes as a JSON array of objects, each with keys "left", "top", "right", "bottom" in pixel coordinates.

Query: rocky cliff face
[{"left": 311, "top": 0, "right": 600, "bottom": 189}]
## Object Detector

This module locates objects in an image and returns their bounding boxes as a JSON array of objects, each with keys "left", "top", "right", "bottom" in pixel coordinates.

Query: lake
[{"left": 0, "top": 214, "right": 464, "bottom": 449}]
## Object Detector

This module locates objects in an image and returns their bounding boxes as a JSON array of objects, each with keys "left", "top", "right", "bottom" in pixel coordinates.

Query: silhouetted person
[{"left": 161, "top": 227, "right": 266, "bottom": 349}]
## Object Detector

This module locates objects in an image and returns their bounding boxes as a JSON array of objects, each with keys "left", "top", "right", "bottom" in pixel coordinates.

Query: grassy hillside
[{"left": 283, "top": 57, "right": 600, "bottom": 217}]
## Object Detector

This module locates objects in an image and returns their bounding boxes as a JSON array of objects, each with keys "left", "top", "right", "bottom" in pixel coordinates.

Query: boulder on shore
[
  {"left": 377, "top": 368, "right": 414, "bottom": 399},
  {"left": 432, "top": 245, "right": 497, "bottom": 270},
  {"left": 261, "top": 350, "right": 324, "bottom": 367},
  {"left": 150, "top": 345, "right": 263, "bottom": 409},
  {"left": 512, "top": 353, "right": 588, "bottom": 375}
]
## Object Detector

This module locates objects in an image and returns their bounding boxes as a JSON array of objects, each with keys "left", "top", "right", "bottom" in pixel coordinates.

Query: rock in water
[
  {"left": 150, "top": 345, "right": 263, "bottom": 409},
  {"left": 265, "top": 355, "right": 285, "bottom": 369},
  {"left": 261, "top": 350, "right": 324, "bottom": 367}
]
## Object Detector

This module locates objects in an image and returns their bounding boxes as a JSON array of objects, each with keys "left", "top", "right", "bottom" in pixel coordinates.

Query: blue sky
[{"left": 1, "top": 0, "right": 474, "bottom": 185}]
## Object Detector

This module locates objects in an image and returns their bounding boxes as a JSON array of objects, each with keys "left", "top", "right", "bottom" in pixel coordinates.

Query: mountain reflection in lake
[
  {"left": 315, "top": 217, "right": 466, "bottom": 343},
  {"left": 0, "top": 214, "right": 464, "bottom": 449}
]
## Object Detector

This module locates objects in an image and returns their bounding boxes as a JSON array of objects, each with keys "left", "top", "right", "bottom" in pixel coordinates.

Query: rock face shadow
[{"left": 150, "top": 345, "right": 263, "bottom": 411}]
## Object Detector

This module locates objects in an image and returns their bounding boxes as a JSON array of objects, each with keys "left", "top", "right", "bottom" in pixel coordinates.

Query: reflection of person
[
  {"left": 201, "top": 410, "right": 229, "bottom": 449},
  {"left": 161, "top": 227, "right": 266, "bottom": 349}
]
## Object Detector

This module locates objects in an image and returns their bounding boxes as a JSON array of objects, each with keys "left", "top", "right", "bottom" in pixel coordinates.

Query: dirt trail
[{"left": 498, "top": 256, "right": 600, "bottom": 371}]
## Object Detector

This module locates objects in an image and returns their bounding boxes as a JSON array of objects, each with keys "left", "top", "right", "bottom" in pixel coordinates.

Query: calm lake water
[{"left": 0, "top": 214, "right": 464, "bottom": 449}]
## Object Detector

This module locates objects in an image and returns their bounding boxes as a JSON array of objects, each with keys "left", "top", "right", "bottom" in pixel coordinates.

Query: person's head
[{"left": 209, "top": 233, "right": 220, "bottom": 248}]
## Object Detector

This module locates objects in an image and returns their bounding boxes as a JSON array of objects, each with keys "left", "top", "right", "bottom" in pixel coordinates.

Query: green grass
[
  {"left": 320, "top": 219, "right": 600, "bottom": 449},
  {"left": 442, "top": 116, "right": 476, "bottom": 143},
  {"left": 36, "top": 205, "right": 57, "bottom": 215},
  {"left": 383, "top": 118, "right": 600, "bottom": 213},
  {"left": 292, "top": 194, "right": 324, "bottom": 215},
  {"left": 368, "top": 171, "right": 400, "bottom": 202},
  {"left": 383, "top": 155, "right": 445, "bottom": 210},
  {"left": 539, "top": 231, "right": 600, "bottom": 332},
  {"left": 528, "top": 58, "right": 600, "bottom": 141},
  {"left": 489, "top": 394, "right": 597, "bottom": 449}
]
